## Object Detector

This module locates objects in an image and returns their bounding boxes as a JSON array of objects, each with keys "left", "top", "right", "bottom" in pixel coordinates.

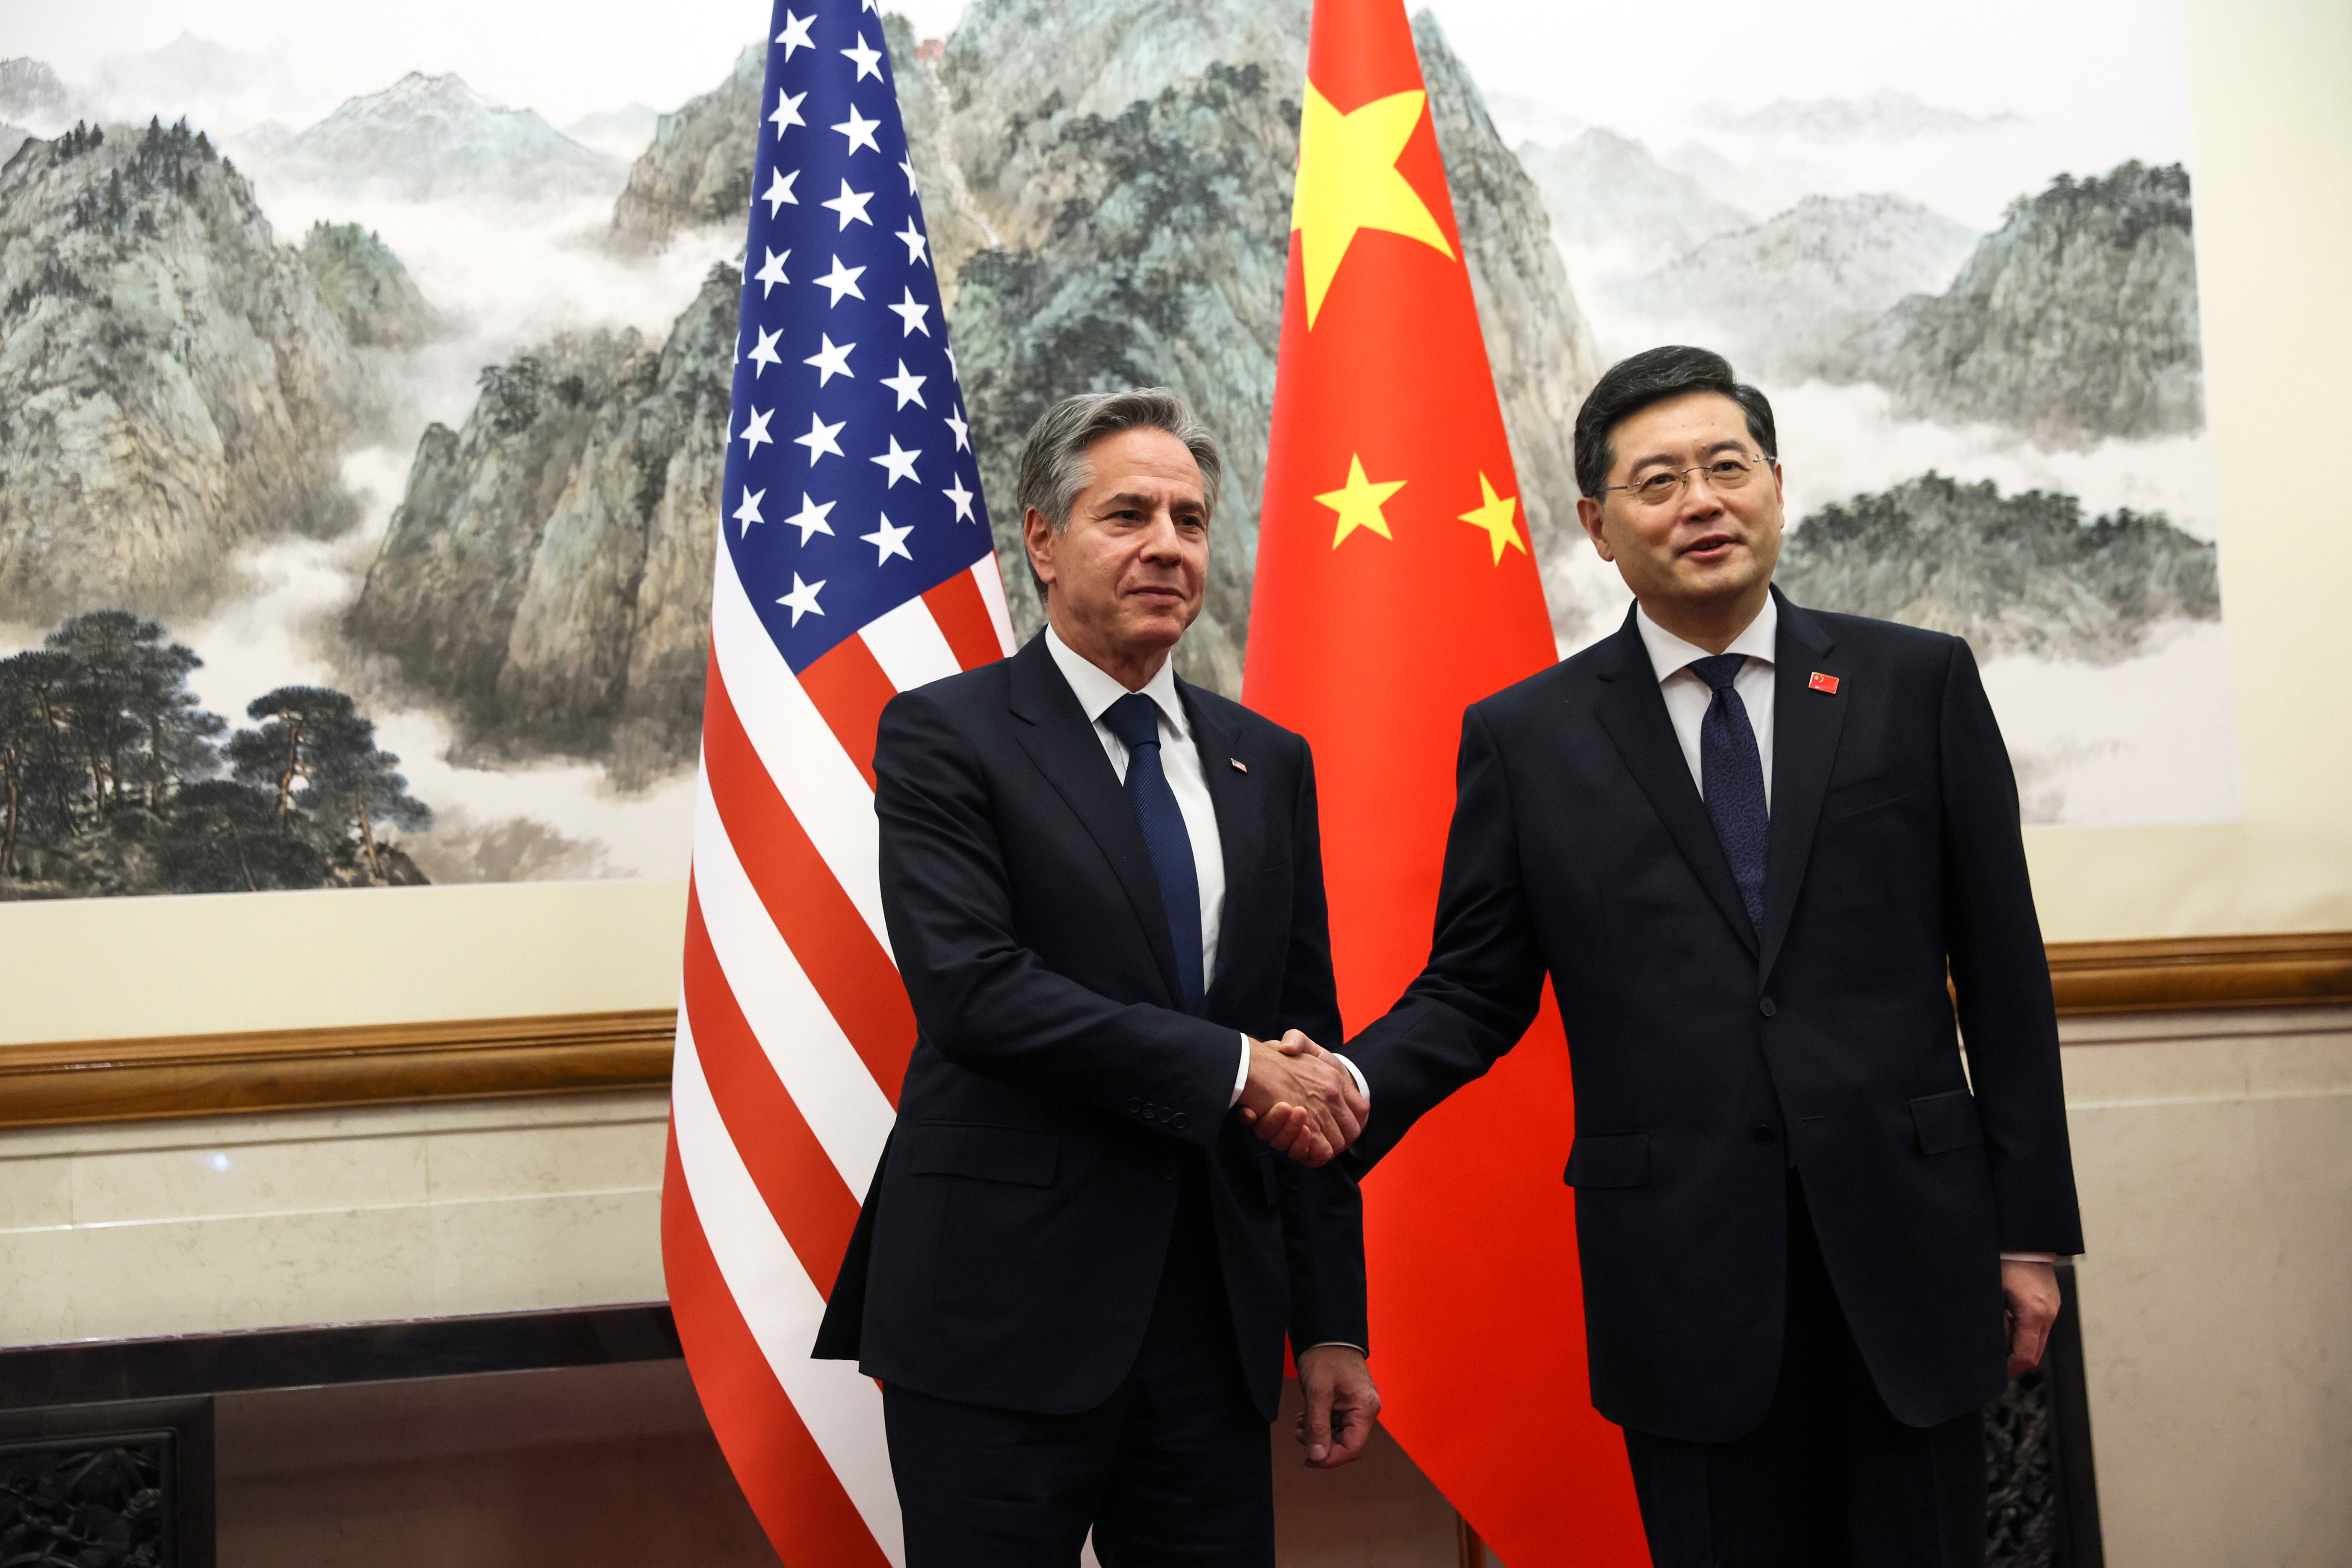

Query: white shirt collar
[
  {"left": 1043, "top": 625, "right": 1190, "bottom": 738},
  {"left": 1634, "top": 593, "right": 1779, "bottom": 685}
]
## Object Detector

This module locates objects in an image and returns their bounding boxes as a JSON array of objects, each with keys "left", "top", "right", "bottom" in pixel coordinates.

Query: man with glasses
[{"left": 1341, "top": 346, "right": 2083, "bottom": 1565}]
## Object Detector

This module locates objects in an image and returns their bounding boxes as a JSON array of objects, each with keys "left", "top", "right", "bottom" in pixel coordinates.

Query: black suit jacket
[
  {"left": 1345, "top": 590, "right": 2083, "bottom": 1442},
  {"left": 813, "top": 633, "right": 1366, "bottom": 1419}
]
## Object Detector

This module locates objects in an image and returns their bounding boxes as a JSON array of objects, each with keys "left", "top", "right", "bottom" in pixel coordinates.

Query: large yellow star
[
  {"left": 1459, "top": 472, "right": 1525, "bottom": 564},
  {"left": 1291, "top": 83, "right": 1454, "bottom": 328},
  {"left": 1315, "top": 454, "right": 1407, "bottom": 549}
]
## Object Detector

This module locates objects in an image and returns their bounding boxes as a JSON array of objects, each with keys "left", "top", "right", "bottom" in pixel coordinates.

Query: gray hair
[{"left": 1015, "top": 387, "right": 1224, "bottom": 545}]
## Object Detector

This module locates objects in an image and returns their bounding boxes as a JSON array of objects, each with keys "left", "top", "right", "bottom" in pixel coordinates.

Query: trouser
[
  {"left": 882, "top": 1155, "right": 1272, "bottom": 1568},
  {"left": 1623, "top": 1174, "right": 1988, "bottom": 1568}
]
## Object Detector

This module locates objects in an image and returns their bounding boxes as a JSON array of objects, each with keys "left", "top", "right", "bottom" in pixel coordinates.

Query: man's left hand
[
  {"left": 2002, "top": 1259, "right": 2061, "bottom": 1377},
  {"left": 1294, "top": 1344, "right": 1380, "bottom": 1468}
]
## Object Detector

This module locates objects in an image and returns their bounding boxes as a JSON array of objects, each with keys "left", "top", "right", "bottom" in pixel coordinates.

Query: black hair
[{"left": 1571, "top": 345, "right": 1777, "bottom": 499}]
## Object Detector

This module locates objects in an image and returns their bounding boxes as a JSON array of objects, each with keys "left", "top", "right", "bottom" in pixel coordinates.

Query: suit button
[
  {"left": 1753, "top": 1124, "right": 1778, "bottom": 1144},
  {"left": 1758, "top": 996, "right": 1778, "bottom": 1018},
  {"left": 1127, "top": 1098, "right": 1143, "bottom": 1115},
  {"left": 1172, "top": 1112, "right": 1188, "bottom": 1131},
  {"left": 1157, "top": 1158, "right": 1179, "bottom": 1181}
]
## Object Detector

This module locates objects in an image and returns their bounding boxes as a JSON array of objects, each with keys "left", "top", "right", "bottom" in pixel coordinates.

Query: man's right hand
[{"left": 1236, "top": 1031, "right": 1368, "bottom": 1167}]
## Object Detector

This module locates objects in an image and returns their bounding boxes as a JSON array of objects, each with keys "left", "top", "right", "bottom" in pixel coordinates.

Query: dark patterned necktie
[
  {"left": 1689, "top": 653, "right": 1768, "bottom": 933},
  {"left": 1103, "top": 692, "right": 1205, "bottom": 1012}
]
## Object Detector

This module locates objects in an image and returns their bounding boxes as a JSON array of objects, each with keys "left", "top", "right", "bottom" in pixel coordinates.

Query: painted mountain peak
[{"left": 263, "top": 71, "right": 625, "bottom": 202}]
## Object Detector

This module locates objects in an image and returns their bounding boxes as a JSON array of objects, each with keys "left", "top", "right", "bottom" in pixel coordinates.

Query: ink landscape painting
[{"left": 0, "top": 0, "right": 2235, "bottom": 900}]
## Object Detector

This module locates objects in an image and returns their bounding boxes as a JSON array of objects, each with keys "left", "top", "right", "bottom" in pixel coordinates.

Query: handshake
[{"left": 1234, "top": 1031, "right": 1369, "bottom": 1167}]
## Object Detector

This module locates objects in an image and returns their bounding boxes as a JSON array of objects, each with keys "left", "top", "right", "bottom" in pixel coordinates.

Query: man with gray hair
[{"left": 815, "top": 388, "right": 1378, "bottom": 1565}]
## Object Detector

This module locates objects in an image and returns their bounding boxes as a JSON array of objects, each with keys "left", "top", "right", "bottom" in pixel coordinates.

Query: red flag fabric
[{"left": 1242, "top": 1, "right": 1648, "bottom": 1561}]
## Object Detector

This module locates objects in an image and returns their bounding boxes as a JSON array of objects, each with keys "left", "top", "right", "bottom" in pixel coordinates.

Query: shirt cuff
[
  {"left": 2000, "top": 1252, "right": 2059, "bottom": 1264},
  {"left": 1331, "top": 1052, "right": 1368, "bottom": 1103},
  {"left": 1230, "top": 1034, "right": 1250, "bottom": 1109},
  {"left": 1303, "top": 1341, "right": 1368, "bottom": 1357}
]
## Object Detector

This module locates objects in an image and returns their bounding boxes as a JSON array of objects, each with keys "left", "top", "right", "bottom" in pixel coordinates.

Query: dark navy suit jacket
[
  {"left": 814, "top": 632, "right": 1366, "bottom": 1419},
  {"left": 1346, "top": 590, "right": 2083, "bottom": 1441}
]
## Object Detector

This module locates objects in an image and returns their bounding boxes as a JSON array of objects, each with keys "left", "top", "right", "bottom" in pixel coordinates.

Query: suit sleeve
[
  {"left": 1345, "top": 703, "right": 1552, "bottom": 1166},
  {"left": 1269, "top": 734, "right": 1368, "bottom": 1352},
  {"left": 874, "top": 688, "right": 1243, "bottom": 1148},
  {"left": 1938, "top": 639, "right": 2086, "bottom": 1254}
]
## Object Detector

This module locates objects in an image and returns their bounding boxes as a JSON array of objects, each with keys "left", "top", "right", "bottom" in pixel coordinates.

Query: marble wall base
[
  {"left": 0, "top": 1093, "right": 668, "bottom": 1347},
  {"left": 2061, "top": 1007, "right": 2352, "bottom": 1568}
]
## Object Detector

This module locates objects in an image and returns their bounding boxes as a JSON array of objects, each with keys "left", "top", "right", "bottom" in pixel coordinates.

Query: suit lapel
[
  {"left": 1183, "top": 684, "right": 1258, "bottom": 1017},
  {"left": 1758, "top": 591, "right": 1848, "bottom": 983},
  {"left": 1007, "top": 635, "right": 1185, "bottom": 1010},
  {"left": 1592, "top": 609, "right": 1759, "bottom": 957}
]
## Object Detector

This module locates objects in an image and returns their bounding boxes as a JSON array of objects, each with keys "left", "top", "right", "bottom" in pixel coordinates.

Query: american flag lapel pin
[
  {"left": 1808, "top": 672, "right": 1840, "bottom": 694},
  {"left": 1230, "top": 757, "right": 1248, "bottom": 773}
]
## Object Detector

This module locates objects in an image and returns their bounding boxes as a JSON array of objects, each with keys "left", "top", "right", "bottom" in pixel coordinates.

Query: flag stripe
[
  {"left": 683, "top": 890, "right": 864, "bottom": 1287},
  {"left": 673, "top": 1018, "right": 906, "bottom": 1563},
  {"left": 700, "top": 653, "right": 915, "bottom": 1104},
  {"left": 663, "top": 1128, "right": 897, "bottom": 1568},
  {"left": 709, "top": 538, "right": 892, "bottom": 958},
  {"left": 694, "top": 768, "right": 895, "bottom": 1196},
  {"left": 799, "top": 635, "right": 899, "bottom": 792},
  {"left": 862, "top": 593, "right": 966, "bottom": 690},
  {"left": 972, "top": 555, "right": 1018, "bottom": 653},
  {"left": 922, "top": 567, "right": 1010, "bottom": 670}
]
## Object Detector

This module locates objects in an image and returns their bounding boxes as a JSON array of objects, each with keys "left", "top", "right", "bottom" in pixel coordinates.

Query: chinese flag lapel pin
[
  {"left": 1808, "top": 672, "right": 1840, "bottom": 695},
  {"left": 1230, "top": 757, "right": 1248, "bottom": 773}
]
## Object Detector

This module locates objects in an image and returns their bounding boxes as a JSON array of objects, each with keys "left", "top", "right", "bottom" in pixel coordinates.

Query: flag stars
[
  {"left": 778, "top": 573, "right": 826, "bottom": 625},
  {"left": 943, "top": 472, "right": 976, "bottom": 522},
  {"left": 762, "top": 167, "right": 799, "bottom": 216},
  {"left": 870, "top": 435, "right": 922, "bottom": 487},
  {"left": 898, "top": 157, "right": 918, "bottom": 194},
  {"left": 785, "top": 493, "right": 837, "bottom": 544},
  {"left": 881, "top": 359, "right": 928, "bottom": 408},
  {"left": 739, "top": 405, "right": 774, "bottom": 455},
  {"left": 732, "top": 486, "right": 766, "bottom": 537},
  {"left": 861, "top": 512, "right": 915, "bottom": 565},
  {"left": 796, "top": 411, "right": 846, "bottom": 464},
  {"left": 842, "top": 32, "right": 884, "bottom": 82},
  {"left": 813, "top": 254, "right": 866, "bottom": 305},
  {"left": 775, "top": 9, "right": 814, "bottom": 56},
  {"left": 832, "top": 104, "right": 882, "bottom": 156},
  {"left": 1316, "top": 453, "right": 1406, "bottom": 547},
  {"left": 1459, "top": 472, "right": 1525, "bottom": 564},
  {"left": 887, "top": 287, "right": 932, "bottom": 337},
  {"left": 747, "top": 326, "right": 784, "bottom": 377},
  {"left": 754, "top": 247, "right": 791, "bottom": 297},
  {"left": 822, "top": 178, "right": 875, "bottom": 230},
  {"left": 804, "top": 333, "right": 856, "bottom": 385},
  {"left": 768, "top": 88, "right": 807, "bottom": 138},
  {"left": 895, "top": 217, "right": 929, "bottom": 267},
  {"left": 944, "top": 406, "right": 969, "bottom": 452}
]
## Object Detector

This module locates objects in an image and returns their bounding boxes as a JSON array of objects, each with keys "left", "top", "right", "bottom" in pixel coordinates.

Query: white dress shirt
[{"left": 1634, "top": 595, "right": 1778, "bottom": 810}]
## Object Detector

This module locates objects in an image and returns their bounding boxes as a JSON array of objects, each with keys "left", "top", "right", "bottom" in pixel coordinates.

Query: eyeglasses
[{"left": 1604, "top": 453, "right": 1775, "bottom": 508}]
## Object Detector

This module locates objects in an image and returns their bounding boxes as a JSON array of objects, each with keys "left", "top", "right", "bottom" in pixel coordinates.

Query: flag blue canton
[{"left": 723, "top": 0, "right": 990, "bottom": 675}]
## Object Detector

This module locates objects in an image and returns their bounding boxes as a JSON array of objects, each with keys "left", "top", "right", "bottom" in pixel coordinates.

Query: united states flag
[{"left": 662, "top": 4, "right": 1013, "bottom": 1562}]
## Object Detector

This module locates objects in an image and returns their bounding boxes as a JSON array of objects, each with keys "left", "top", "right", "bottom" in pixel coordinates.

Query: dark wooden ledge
[
  {"left": 0, "top": 1010, "right": 676, "bottom": 1131},
  {"left": 2045, "top": 930, "right": 2352, "bottom": 1014},
  {"left": 1, "top": 932, "right": 2346, "bottom": 1131}
]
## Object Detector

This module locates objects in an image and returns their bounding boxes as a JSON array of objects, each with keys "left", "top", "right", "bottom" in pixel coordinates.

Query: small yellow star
[
  {"left": 1459, "top": 472, "right": 1525, "bottom": 564},
  {"left": 1291, "top": 83, "right": 1454, "bottom": 328},
  {"left": 1316, "top": 454, "right": 1408, "bottom": 549}
]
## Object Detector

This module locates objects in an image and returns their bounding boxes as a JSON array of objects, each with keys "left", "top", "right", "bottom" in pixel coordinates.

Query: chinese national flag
[{"left": 1240, "top": 0, "right": 1648, "bottom": 1562}]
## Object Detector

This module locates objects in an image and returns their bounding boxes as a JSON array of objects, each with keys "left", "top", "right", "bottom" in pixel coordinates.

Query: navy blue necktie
[
  {"left": 1690, "top": 653, "right": 1768, "bottom": 933},
  {"left": 1103, "top": 693, "right": 1205, "bottom": 1013}
]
